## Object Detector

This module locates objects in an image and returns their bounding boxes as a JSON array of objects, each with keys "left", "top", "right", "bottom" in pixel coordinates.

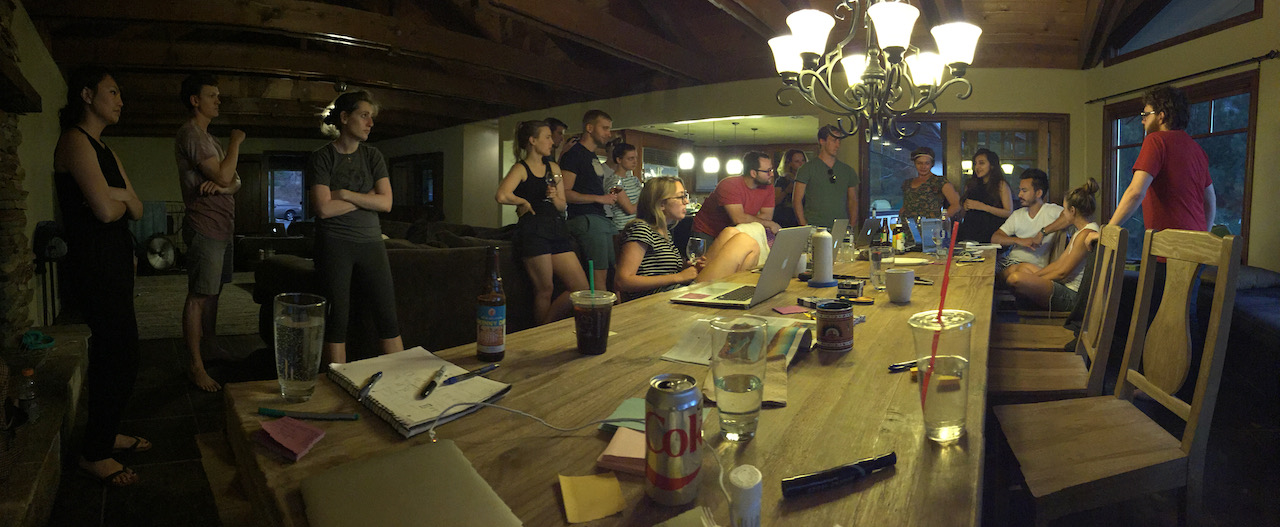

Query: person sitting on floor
[
  {"left": 615, "top": 176, "right": 760, "bottom": 298},
  {"left": 1003, "top": 179, "right": 1101, "bottom": 312}
]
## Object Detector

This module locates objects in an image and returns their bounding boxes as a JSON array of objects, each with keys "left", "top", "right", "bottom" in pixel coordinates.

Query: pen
[
  {"left": 443, "top": 363, "right": 500, "bottom": 386},
  {"left": 418, "top": 366, "right": 447, "bottom": 400},
  {"left": 357, "top": 371, "right": 382, "bottom": 402},
  {"left": 888, "top": 359, "right": 917, "bottom": 372},
  {"left": 258, "top": 407, "right": 360, "bottom": 421}
]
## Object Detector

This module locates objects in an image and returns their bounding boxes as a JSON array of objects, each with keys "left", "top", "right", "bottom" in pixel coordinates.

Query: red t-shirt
[
  {"left": 1132, "top": 130, "right": 1211, "bottom": 232},
  {"left": 692, "top": 176, "right": 775, "bottom": 237}
]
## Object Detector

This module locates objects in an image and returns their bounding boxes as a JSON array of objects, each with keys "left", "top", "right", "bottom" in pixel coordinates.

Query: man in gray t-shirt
[{"left": 175, "top": 74, "right": 244, "bottom": 392}]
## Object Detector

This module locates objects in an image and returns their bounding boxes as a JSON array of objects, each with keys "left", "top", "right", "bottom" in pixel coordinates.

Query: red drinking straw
[{"left": 920, "top": 220, "right": 961, "bottom": 410}]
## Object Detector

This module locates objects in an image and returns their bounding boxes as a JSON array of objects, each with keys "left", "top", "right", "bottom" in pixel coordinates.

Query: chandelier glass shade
[{"left": 770, "top": 1, "right": 981, "bottom": 141}]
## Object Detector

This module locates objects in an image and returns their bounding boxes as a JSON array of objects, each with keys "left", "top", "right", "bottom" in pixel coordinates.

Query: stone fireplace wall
[{"left": 0, "top": 0, "right": 35, "bottom": 350}]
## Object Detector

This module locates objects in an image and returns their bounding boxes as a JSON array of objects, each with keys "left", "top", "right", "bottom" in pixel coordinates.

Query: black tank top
[
  {"left": 512, "top": 159, "right": 560, "bottom": 217},
  {"left": 54, "top": 127, "right": 129, "bottom": 238}
]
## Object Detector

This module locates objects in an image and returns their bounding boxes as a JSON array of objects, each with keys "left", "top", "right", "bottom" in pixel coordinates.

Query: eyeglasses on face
[
  {"left": 664, "top": 191, "right": 691, "bottom": 202},
  {"left": 752, "top": 167, "right": 776, "bottom": 174},
  {"left": 1139, "top": 111, "right": 1155, "bottom": 117}
]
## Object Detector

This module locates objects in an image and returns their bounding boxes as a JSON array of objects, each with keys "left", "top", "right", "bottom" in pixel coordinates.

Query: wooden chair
[
  {"left": 988, "top": 225, "right": 1127, "bottom": 402},
  {"left": 993, "top": 229, "right": 1241, "bottom": 526},
  {"left": 990, "top": 227, "right": 1082, "bottom": 349}
]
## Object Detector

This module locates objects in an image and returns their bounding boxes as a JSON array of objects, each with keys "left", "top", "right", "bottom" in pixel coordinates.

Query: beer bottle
[{"left": 476, "top": 246, "right": 506, "bottom": 362}]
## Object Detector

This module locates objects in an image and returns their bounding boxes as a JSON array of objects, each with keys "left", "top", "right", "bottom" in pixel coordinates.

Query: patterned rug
[{"left": 134, "top": 272, "right": 260, "bottom": 340}]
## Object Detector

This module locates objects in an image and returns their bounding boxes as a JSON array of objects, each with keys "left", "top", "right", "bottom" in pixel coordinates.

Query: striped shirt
[{"left": 622, "top": 221, "right": 686, "bottom": 298}]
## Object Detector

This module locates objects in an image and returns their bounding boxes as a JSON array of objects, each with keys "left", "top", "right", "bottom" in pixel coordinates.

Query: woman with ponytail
[
  {"left": 495, "top": 120, "right": 589, "bottom": 325},
  {"left": 309, "top": 91, "right": 402, "bottom": 363},
  {"left": 1004, "top": 178, "right": 1102, "bottom": 311}
]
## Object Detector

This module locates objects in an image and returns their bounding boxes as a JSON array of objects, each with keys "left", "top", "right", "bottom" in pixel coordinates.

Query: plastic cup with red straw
[{"left": 920, "top": 221, "right": 961, "bottom": 411}]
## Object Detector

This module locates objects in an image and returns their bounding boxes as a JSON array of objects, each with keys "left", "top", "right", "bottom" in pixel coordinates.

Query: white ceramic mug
[{"left": 886, "top": 268, "right": 914, "bottom": 304}]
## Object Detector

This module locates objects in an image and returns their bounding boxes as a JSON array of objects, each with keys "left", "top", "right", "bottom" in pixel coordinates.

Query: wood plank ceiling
[{"left": 26, "top": 0, "right": 1148, "bottom": 140}]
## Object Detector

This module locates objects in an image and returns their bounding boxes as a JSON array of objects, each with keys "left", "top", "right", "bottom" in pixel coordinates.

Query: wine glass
[
  {"left": 686, "top": 237, "right": 707, "bottom": 266},
  {"left": 931, "top": 219, "right": 948, "bottom": 259},
  {"left": 544, "top": 173, "right": 561, "bottom": 203}
]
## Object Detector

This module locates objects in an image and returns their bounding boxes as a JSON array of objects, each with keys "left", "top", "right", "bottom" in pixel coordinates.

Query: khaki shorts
[{"left": 184, "top": 230, "right": 233, "bottom": 296}]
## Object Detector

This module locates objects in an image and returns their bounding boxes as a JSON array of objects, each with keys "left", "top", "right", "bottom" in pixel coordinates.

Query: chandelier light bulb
[
  {"left": 768, "top": 35, "right": 804, "bottom": 74},
  {"left": 678, "top": 152, "right": 695, "bottom": 170},
  {"left": 866, "top": 2, "right": 919, "bottom": 57},
  {"left": 905, "top": 52, "right": 944, "bottom": 86},
  {"left": 726, "top": 158, "right": 744, "bottom": 175},
  {"left": 932, "top": 22, "right": 983, "bottom": 67},
  {"left": 785, "top": 10, "right": 835, "bottom": 56},
  {"left": 840, "top": 54, "right": 872, "bottom": 88},
  {"left": 702, "top": 156, "right": 721, "bottom": 174}
]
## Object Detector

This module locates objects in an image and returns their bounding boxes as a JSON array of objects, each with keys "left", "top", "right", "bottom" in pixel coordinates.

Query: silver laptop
[
  {"left": 830, "top": 219, "right": 849, "bottom": 244},
  {"left": 670, "top": 226, "right": 809, "bottom": 309}
]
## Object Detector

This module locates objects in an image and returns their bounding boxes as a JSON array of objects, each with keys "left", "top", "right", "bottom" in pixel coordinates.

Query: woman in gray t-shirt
[{"left": 308, "top": 91, "right": 402, "bottom": 364}]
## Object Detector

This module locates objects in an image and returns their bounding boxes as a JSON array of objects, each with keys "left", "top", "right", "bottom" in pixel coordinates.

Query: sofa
[
  {"left": 253, "top": 220, "right": 538, "bottom": 360},
  {"left": 1203, "top": 265, "right": 1280, "bottom": 401}
]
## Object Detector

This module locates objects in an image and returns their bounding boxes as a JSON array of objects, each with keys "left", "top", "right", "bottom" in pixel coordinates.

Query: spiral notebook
[{"left": 328, "top": 347, "right": 511, "bottom": 438}]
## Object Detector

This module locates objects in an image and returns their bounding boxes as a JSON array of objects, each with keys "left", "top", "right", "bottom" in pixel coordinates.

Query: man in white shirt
[{"left": 991, "top": 169, "right": 1062, "bottom": 281}]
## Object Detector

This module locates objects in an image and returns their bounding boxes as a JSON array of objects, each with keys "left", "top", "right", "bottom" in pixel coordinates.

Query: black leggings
[
  {"left": 67, "top": 228, "right": 140, "bottom": 462},
  {"left": 316, "top": 235, "right": 399, "bottom": 343}
]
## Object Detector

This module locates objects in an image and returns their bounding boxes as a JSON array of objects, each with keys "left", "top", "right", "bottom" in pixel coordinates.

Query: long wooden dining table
[{"left": 223, "top": 251, "right": 995, "bottom": 527}]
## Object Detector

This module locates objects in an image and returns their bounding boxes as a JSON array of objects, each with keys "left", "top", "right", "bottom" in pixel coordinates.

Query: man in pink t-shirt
[
  {"left": 692, "top": 151, "right": 781, "bottom": 241},
  {"left": 1110, "top": 85, "right": 1215, "bottom": 232}
]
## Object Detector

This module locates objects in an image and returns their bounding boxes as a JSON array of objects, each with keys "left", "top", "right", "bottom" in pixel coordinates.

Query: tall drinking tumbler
[
  {"left": 273, "top": 293, "right": 327, "bottom": 403},
  {"left": 710, "top": 315, "right": 768, "bottom": 441},
  {"left": 907, "top": 309, "right": 974, "bottom": 443},
  {"left": 571, "top": 290, "right": 616, "bottom": 355}
]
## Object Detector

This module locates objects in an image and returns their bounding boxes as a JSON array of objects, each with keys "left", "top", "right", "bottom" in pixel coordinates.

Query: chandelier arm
[{"left": 809, "top": 70, "right": 864, "bottom": 114}]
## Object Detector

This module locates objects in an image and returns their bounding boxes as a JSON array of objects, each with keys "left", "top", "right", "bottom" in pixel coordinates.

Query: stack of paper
[
  {"left": 595, "top": 427, "right": 646, "bottom": 476},
  {"left": 252, "top": 417, "right": 325, "bottom": 461}
]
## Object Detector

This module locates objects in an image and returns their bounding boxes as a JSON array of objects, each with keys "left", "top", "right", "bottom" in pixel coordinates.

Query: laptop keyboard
[{"left": 715, "top": 286, "right": 756, "bottom": 301}]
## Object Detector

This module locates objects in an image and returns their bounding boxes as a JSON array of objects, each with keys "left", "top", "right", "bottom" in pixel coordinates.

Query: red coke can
[{"left": 644, "top": 373, "right": 703, "bottom": 506}]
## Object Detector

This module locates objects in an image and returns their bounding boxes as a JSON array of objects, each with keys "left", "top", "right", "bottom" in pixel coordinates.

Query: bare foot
[
  {"left": 80, "top": 457, "right": 139, "bottom": 487},
  {"left": 112, "top": 434, "right": 152, "bottom": 453},
  {"left": 189, "top": 366, "right": 222, "bottom": 392}
]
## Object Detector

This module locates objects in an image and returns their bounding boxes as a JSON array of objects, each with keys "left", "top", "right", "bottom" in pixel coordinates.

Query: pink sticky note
[{"left": 773, "top": 305, "right": 809, "bottom": 315}]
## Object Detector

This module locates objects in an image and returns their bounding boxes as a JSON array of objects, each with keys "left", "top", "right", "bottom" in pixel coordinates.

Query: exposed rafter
[{"left": 704, "top": 0, "right": 791, "bottom": 38}]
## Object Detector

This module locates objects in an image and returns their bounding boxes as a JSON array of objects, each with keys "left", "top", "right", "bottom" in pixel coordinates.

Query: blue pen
[{"left": 443, "top": 363, "right": 500, "bottom": 385}]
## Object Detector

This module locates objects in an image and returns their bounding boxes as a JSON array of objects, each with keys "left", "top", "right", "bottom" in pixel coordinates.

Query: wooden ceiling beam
[
  {"left": 25, "top": 0, "right": 611, "bottom": 96},
  {"left": 1077, "top": 0, "right": 1135, "bottom": 69},
  {"left": 703, "top": 0, "right": 791, "bottom": 38},
  {"left": 484, "top": 0, "right": 719, "bottom": 83},
  {"left": 49, "top": 37, "right": 545, "bottom": 109}
]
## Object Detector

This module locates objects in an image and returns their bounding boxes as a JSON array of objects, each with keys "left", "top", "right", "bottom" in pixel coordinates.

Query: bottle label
[{"left": 477, "top": 305, "right": 506, "bottom": 353}]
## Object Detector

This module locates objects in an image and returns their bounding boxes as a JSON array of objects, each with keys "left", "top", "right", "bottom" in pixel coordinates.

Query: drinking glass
[
  {"left": 686, "top": 237, "right": 707, "bottom": 266},
  {"left": 931, "top": 219, "right": 949, "bottom": 259},
  {"left": 869, "top": 246, "right": 893, "bottom": 291},
  {"left": 709, "top": 315, "right": 767, "bottom": 441},
  {"left": 544, "top": 173, "right": 561, "bottom": 203},
  {"left": 273, "top": 293, "right": 327, "bottom": 403},
  {"left": 907, "top": 310, "right": 975, "bottom": 443}
]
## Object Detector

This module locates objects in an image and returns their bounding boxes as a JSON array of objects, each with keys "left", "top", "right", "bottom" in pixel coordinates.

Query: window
[
  {"left": 1102, "top": 71, "right": 1257, "bottom": 261},
  {"left": 388, "top": 153, "right": 445, "bottom": 222},
  {"left": 265, "top": 154, "right": 308, "bottom": 227},
  {"left": 1105, "top": 0, "right": 1262, "bottom": 66},
  {"left": 641, "top": 148, "right": 680, "bottom": 180}
]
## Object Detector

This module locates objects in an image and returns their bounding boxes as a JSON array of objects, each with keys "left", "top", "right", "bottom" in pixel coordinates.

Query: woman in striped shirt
[{"left": 615, "top": 176, "right": 759, "bottom": 297}]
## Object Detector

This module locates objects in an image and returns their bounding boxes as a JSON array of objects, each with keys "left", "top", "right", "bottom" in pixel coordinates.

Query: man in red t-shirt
[
  {"left": 691, "top": 151, "right": 781, "bottom": 242},
  {"left": 1110, "top": 85, "right": 1215, "bottom": 232}
]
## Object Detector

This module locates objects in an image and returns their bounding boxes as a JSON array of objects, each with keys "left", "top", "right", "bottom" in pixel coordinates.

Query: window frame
[
  {"left": 1101, "top": 70, "right": 1258, "bottom": 262},
  {"left": 1103, "top": 0, "right": 1263, "bottom": 67}
]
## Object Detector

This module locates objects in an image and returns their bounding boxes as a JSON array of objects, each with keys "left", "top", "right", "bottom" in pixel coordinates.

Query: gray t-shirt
[
  {"left": 176, "top": 120, "right": 235, "bottom": 240},
  {"left": 308, "top": 143, "right": 388, "bottom": 241}
]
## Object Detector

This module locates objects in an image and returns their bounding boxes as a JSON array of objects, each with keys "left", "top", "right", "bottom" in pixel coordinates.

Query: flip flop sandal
[
  {"left": 80, "top": 465, "right": 139, "bottom": 487},
  {"left": 113, "top": 435, "right": 152, "bottom": 453},
  {"left": 21, "top": 330, "right": 55, "bottom": 351}
]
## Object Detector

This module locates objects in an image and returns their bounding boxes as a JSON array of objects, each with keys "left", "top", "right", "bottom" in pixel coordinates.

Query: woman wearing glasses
[
  {"left": 956, "top": 148, "right": 1013, "bottom": 243},
  {"left": 616, "top": 176, "right": 760, "bottom": 298},
  {"left": 496, "top": 120, "right": 590, "bottom": 324}
]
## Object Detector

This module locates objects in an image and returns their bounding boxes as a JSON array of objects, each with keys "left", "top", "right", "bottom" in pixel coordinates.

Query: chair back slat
[
  {"left": 1140, "top": 259, "right": 1199, "bottom": 393},
  {"left": 1076, "top": 225, "right": 1127, "bottom": 396},
  {"left": 1115, "top": 229, "right": 1241, "bottom": 460}
]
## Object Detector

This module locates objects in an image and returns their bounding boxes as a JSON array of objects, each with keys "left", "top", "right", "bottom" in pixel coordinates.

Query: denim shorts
[{"left": 183, "top": 230, "right": 233, "bottom": 295}]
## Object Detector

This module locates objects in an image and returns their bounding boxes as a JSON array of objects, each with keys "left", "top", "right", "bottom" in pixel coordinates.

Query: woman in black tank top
[
  {"left": 52, "top": 66, "right": 146, "bottom": 487},
  {"left": 496, "top": 120, "right": 589, "bottom": 325},
  {"left": 956, "top": 148, "right": 1013, "bottom": 243}
]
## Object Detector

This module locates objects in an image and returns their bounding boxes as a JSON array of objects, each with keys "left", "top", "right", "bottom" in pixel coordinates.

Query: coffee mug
[{"left": 886, "top": 268, "right": 914, "bottom": 304}]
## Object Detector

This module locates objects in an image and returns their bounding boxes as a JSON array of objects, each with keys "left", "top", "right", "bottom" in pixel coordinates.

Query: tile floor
[{"left": 43, "top": 332, "right": 1280, "bottom": 526}]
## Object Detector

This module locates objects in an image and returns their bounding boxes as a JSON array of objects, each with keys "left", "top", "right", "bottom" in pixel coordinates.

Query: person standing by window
[
  {"left": 54, "top": 66, "right": 149, "bottom": 487},
  {"left": 309, "top": 91, "right": 403, "bottom": 364},
  {"left": 956, "top": 148, "right": 1013, "bottom": 243},
  {"left": 793, "top": 125, "right": 858, "bottom": 230}
]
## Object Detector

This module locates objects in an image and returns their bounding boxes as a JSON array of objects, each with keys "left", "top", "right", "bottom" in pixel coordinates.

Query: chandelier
[{"left": 769, "top": 0, "right": 981, "bottom": 141}]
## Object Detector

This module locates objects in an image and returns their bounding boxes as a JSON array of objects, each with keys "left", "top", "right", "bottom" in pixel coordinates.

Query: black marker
[{"left": 780, "top": 452, "right": 897, "bottom": 498}]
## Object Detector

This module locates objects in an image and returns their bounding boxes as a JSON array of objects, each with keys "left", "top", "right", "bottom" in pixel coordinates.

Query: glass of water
[
  {"left": 869, "top": 246, "right": 893, "bottom": 290},
  {"left": 273, "top": 293, "right": 327, "bottom": 403},
  {"left": 685, "top": 237, "right": 707, "bottom": 266},
  {"left": 931, "top": 219, "right": 949, "bottom": 259},
  {"left": 908, "top": 310, "right": 975, "bottom": 443},
  {"left": 709, "top": 315, "right": 768, "bottom": 442}
]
